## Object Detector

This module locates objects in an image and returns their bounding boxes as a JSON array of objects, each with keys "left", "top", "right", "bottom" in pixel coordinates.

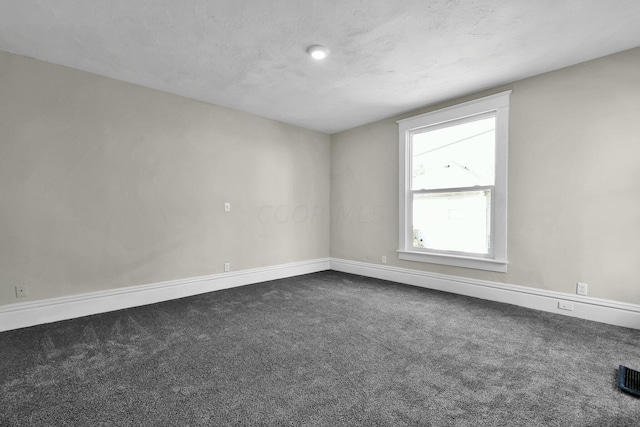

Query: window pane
[
  {"left": 413, "top": 190, "right": 491, "bottom": 254},
  {"left": 412, "top": 115, "right": 495, "bottom": 190}
]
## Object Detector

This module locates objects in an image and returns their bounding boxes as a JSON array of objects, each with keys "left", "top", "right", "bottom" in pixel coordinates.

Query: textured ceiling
[{"left": 1, "top": 1, "right": 640, "bottom": 134}]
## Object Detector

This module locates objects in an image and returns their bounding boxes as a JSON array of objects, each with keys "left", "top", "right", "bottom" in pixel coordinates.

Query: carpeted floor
[{"left": 1, "top": 271, "right": 639, "bottom": 426}]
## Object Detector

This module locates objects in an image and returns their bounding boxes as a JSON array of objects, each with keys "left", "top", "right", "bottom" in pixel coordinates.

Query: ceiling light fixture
[{"left": 307, "top": 45, "right": 330, "bottom": 60}]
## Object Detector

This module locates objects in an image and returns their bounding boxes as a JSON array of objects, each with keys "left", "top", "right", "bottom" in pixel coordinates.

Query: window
[{"left": 397, "top": 91, "right": 511, "bottom": 272}]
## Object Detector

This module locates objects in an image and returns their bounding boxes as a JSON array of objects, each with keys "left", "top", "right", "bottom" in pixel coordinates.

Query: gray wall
[
  {"left": 331, "top": 47, "right": 640, "bottom": 305},
  {"left": 0, "top": 51, "right": 331, "bottom": 306}
]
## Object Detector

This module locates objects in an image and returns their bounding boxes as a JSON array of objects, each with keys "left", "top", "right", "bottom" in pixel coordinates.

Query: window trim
[{"left": 397, "top": 91, "right": 511, "bottom": 273}]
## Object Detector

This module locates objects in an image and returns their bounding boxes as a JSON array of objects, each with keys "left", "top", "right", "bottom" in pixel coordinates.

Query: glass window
[{"left": 397, "top": 91, "right": 510, "bottom": 272}]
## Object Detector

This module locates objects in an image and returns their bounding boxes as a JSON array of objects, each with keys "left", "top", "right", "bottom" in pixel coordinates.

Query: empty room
[{"left": 1, "top": 1, "right": 640, "bottom": 425}]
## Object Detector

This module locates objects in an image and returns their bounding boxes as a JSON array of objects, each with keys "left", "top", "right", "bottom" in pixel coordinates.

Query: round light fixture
[{"left": 307, "top": 45, "right": 330, "bottom": 60}]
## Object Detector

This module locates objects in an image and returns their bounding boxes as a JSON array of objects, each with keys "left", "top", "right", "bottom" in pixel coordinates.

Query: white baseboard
[
  {"left": 330, "top": 258, "right": 640, "bottom": 330},
  {"left": 4, "top": 257, "right": 638, "bottom": 332},
  {"left": 0, "top": 258, "right": 331, "bottom": 332}
]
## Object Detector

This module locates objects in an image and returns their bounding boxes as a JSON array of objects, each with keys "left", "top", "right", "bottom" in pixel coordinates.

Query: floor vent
[{"left": 619, "top": 365, "right": 640, "bottom": 397}]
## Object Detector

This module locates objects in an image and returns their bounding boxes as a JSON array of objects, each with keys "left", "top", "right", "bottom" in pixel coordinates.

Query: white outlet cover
[
  {"left": 558, "top": 301, "right": 574, "bottom": 311},
  {"left": 576, "top": 282, "right": 588, "bottom": 296}
]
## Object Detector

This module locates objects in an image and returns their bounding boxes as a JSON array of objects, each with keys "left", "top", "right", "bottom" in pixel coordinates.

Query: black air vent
[{"left": 619, "top": 365, "right": 640, "bottom": 397}]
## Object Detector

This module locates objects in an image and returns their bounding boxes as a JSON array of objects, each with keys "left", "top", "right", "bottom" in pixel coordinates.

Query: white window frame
[{"left": 397, "top": 91, "right": 511, "bottom": 272}]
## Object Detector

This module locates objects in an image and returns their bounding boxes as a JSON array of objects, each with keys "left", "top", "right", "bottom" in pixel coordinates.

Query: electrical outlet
[
  {"left": 224, "top": 202, "right": 231, "bottom": 212},
  {"left": 381, "top": 256, "right": 387, "bottom": 264},
  {"left": 576, "top": 282, "right": 588, "bottom": 296},
  {"left": 15, "top": 285, "right": 27, "bottom": 298},
  {"left": 558, "top": 301, "right": 573, "bottom": 311},
  {"left": 224, "top": 262, "right": 230, "bottom": 272}
]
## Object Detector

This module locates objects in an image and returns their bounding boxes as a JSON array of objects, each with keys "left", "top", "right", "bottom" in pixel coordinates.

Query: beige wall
[
  {"left": 2, "top": 46, "right": 639, "bottom": 308},
  {"left": 0, "top": 51, "right": 330, "bottom": 306},
  {"left": 331, "top": 47, "right": 640, "bottom": 305}
]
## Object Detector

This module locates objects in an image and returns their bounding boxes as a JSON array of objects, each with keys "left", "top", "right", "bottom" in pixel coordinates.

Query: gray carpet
[{"left": 1, "top": 271, "right": 639, "bottom": 426}]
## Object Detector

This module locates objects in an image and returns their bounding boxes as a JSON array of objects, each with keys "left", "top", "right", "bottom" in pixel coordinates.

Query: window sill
[{"left": 397, "top": 250, "right": 508, "bottom": 273}]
